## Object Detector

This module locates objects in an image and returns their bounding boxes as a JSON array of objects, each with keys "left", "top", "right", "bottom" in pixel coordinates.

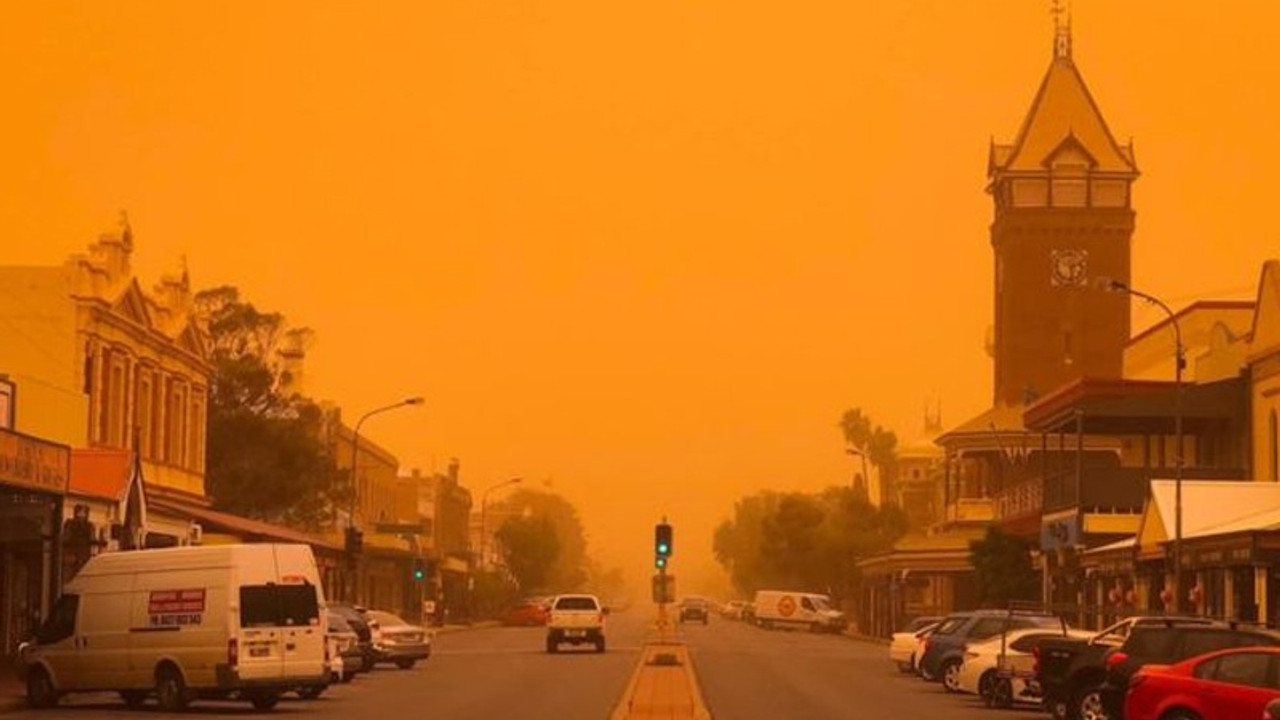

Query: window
[
  {"left": 135, "top": 370, "right": 152, "bottom": 458},
  {"left": 1202, "top": 652, "right": 1272, "bottom": 689},
  {"left": 37, "top": 594, "right": 79, "bottom": 645},
  {"left": 1125, "top": 628, "right": 1178, "bottom": 657},
  {"left": 801, "top": 597, "right": 815, "bottom": 612},
  {"left": 1179, "top": 630, "right": 1254, "bottom": 660},
  {"left": 1011, "top": 634, "right": 1055, "bottom": 653},
  {"left": 168, "top": 381, "right": 187, "bottom": 466},
  {"left": 968, "top": 618, "right": 1007, "bottom": 639},
  {"left": 934, "top": 617, "right": 965, "bottom": 635},
  {"left": 239, "top": 585, "right": 320, "bottom": 628},
  {"left": 553, "top": 596, "right": 599, "bottom": 611}
]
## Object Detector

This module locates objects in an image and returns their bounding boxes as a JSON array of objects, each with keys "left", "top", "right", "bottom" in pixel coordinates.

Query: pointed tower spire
[{"left": 1052, "top": 0, "right": 1072, "bottom": 60}]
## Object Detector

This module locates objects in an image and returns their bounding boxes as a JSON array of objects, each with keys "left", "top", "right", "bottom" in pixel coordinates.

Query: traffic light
[
  {"left": 655, "top": 555, "right": 667, "bottom": 570},
  {"left": 412, "top": 558, "right": 427, "bottom": 581},
  {"left": 655, "top": 522, "right": 673, "bottom": 559}
]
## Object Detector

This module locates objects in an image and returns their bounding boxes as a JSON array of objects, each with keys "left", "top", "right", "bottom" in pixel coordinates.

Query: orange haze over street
[{"left": 3, "top": 2, "right": 1278, "bottom": 593}]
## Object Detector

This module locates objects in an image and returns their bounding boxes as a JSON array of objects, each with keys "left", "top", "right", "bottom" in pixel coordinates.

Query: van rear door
[{"left": 236, "top": 583, "right": 322, "bottom": 681}]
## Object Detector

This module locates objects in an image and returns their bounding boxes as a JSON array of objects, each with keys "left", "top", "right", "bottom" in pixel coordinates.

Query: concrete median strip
[{"left": 610, "top": 642, "right": 711, "bottom": 720}]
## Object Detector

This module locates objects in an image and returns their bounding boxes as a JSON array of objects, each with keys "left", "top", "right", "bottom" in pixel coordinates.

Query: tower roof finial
[{"left": 1051, "top": 0, "right": 1072, "bottom": 60}]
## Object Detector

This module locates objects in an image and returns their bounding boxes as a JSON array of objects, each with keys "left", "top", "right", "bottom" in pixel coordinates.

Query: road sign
[{"left": 651, "top": 573, "right": 676, "bottom": 604}]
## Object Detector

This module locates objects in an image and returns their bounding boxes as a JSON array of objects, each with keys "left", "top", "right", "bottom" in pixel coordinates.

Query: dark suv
[
  {"left": 918, "top": 610, "right": 1063, "bottom": 691},
  {"left": 329, "top": 602, "right": 377, "bottom": 673}
]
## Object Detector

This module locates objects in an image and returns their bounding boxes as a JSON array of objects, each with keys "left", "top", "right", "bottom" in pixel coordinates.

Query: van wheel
[
  {"left": 250, "top": 692, "right": 280, "bottom": 711},
  {"left": 297, "top": 685, "right": 325, "bottom": 699},
  {"left": 120, "top": 690, "right": 149, "bottom": 708},
  {"left": 595, "top": 638, "right": 606, "bottom": 653},
  {"left": 546, "top": 638, "right": 558, "bottom": 654},
  {"left": 26, "top": 667, "right": 58, "bottom": 709},
  {"left": 155, "top": 666, "right": 190, "bottom": 712},
  {"left": 394, "top": 659, "right": 416, "bottom": 670}
]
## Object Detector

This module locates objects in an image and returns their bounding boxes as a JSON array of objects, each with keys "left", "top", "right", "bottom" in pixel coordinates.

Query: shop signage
[
  {"left": 148, "top": 589, "right": 206, "bottom": 627},
  {"left": 0, "top": 428, "right": 70, "bottom": 494}
]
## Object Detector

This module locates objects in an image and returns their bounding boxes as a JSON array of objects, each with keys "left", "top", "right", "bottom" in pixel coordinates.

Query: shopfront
[{"left": 0, "top": 427, "right": 70, "bottom": 658}]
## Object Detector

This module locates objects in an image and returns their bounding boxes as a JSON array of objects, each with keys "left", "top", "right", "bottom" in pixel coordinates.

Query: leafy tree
[
  {"left": 195, "top": 286, "right": 342, "bottom": 528},
  {"left": 839, "top": 407, "right": 901, "bottom": 504},
  {"left": 494, "top": 514, "right": 561, "bottom": 593},
  {"left": 489, "top": 489, "right": 589, "bottom": 591},
  {"left": 713, "top": 486, "right": 908, "bottom": 599},
  {"left": 969, "top": 527, "right": 1040, "bottom": 606}
]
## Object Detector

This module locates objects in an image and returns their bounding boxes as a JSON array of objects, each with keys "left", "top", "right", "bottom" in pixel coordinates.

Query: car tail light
[
  {"left": 324, "top": 640, "right": 331, "bottom": 664},
  {"left": 1106, "top": 652, "right": 1129, "bottom": 671},
  {"left": 923, "top": 638, "right": 932, "bottom": 654},
  {"left": 1032, "top": 646, "right": 1040, "bottom": 676},
  {"left": 228, "top": 638, "right": 239, "bottom": 669}
]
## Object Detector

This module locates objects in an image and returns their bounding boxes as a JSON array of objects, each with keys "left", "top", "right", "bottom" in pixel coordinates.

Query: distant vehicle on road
[
  {"left": 721, "top": 601, "right": 748, "bottom": 620},
  {"left": 325, "top": 610, "right": 364, "bottom": 683},
  {"left": 679, "top": 598, "right": 710, "bottom": 624},
  {"left": 328, "top": 602, "right": 377, "bottom": 673},
  {"left": 499, "top": 597, "right": 551, "bottom": 626},
  {"left": 366, "top": 610, "right": 433, "bottom": 669},
  {"left": 546, "top": 594, "right": 607, "bottom": 653},
  {"left": 750, "top": 590, "right": 846, "bottom": 633}
]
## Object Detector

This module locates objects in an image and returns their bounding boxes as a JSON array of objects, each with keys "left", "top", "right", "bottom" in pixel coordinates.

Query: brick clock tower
[{"left": 987, "top": 19, "right": 1138, "bottom": 406}]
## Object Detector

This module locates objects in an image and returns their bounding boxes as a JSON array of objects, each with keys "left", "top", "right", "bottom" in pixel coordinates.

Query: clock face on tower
[{"left": 1050, "top": 248, "right": 1088, "bottom": 287}]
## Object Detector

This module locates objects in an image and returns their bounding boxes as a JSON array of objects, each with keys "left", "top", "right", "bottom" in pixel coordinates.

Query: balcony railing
[
  {"left": 994, "top": 479, "right": 1043, "bottom": 521},
  {"left": 1042, "top": 466, "right": 1248, "bottom": 514}
]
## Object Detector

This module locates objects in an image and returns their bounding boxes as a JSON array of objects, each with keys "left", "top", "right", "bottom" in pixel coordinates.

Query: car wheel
[
  {"left": 596, "top": 639, "right": 606, "bottom": 653},
  {"left": 978, "top": 670, "right": 997, "bottom": 703},
  {"left": 1047, "top": 695, "right": 1070, "bottom": 720},
  {"left": 990, "top": 678, "right": 1014, "bottom": 709},
  {"left": 297, "top": 685, "right": 325, "bottom": 699},
  {"left": 395, "top": 659, "right": 416, "bottom": 670},
  {"left": 26, "top": 667, "right": 58, "bottom": 709},
  {"left": 155, "top": 666, "right": 190, "bottom": 712},
  {"left": 120, "top": 690, "right": 148, "bottom": 708},
  {"left": 546, "top": 638, "right": 558, "bottom": 654},
  {"left": 1075, "top": 685, "right": 1109, "bottom": 720},
  {"left": 942, "top": 659, "right": 963, "bottom": 693},
  {"left": 250, "top": 692, "right": 280, "bottom": 711}
]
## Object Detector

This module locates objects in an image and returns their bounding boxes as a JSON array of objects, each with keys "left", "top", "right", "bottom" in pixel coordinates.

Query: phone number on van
[{"left": 148, "top": 589, "right": 206, "bottom": 627}]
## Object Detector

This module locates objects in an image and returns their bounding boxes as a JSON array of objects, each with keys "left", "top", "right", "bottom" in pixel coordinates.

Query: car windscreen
[
  {"left": 554, "top": 596, "right": 599, "bottom": 611},
  {"left": 933, "top": 617, "right": 966, "bottom": 635},
  {"left": 368, "top": 611, "right": 409, "bottom": 627},
  {"left": 239, "top": 584, "right": 320, "bottom": 628}
]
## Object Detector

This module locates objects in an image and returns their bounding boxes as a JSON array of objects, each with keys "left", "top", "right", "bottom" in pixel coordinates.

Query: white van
[
  {"left": 751, "top": 590, "right": 847, "bottom": 633},
  {"left": 19, "top": 543, "right": 328, "bottom": 711}
]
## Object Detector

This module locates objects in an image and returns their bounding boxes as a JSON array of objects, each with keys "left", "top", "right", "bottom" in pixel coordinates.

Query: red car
[
  {"left": 499, "top": 597, "right": 550, "bottom": 626},
  {"left": 1125, "top": 646, "right": 1280, "bottom": 720}
]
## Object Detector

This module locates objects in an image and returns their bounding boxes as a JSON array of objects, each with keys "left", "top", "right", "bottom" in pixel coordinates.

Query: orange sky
[{"left": 3, "top": 2, "right": 1278, "bottom": 593}]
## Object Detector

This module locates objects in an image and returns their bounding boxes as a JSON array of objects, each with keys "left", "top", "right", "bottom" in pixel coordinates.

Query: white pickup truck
[{"left": 545, "top": 594, "right": 607, "bottom": 654}]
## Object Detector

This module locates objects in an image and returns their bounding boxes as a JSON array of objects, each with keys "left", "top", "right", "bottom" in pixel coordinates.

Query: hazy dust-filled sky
[{"left": 3, "top": 2, "right": 1277, "bottom": 592}]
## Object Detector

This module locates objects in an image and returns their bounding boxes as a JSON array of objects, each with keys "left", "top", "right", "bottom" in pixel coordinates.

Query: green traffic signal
[
  {"left": 655, "top": 522, "right": 673, "bottom": 558},
  {"left": 655, "top": 556, "right": 667, "bottom": 569}
]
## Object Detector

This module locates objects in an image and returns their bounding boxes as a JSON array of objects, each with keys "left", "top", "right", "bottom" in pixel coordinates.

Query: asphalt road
[
  {"left": 686, "top": 617, "right": 1048, "bottom": 720},
  {"left": 4, "top": 613, "right": 1060, "bottom": 719},
  {"left": 2, "top": 612, "right": 648, "bottom": 719}
]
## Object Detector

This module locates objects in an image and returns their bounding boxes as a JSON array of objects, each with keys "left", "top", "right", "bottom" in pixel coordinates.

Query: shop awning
[{"left": 148, "top": 497, "right": 341, "bottom": 552}]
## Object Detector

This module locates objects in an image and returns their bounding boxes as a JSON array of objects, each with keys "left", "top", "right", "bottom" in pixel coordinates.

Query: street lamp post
[
  {"left": 478, "top": 477, "right": 524, "bottom": 573},
  {"left": 345, "top": 396, "right": 424, "bottom": 602},
  {"left": 1103, "top": 278, "right": 1185, "bottom": 612}
]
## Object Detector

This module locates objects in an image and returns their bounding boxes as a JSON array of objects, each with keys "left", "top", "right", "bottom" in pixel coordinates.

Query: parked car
[
  {"left": 955, "top": 628, "right": 1091, "bottom": 706},
  {"left": 890, "top": 619, "right": 940, "bottom": 673},
  {"left": 917, "top": 610, "right": 1063, "bottom": 691},
  {"left": 1098, "top": 623, "right": 1279, "bottom": 720},
  {"left": 328, "top": 602, "right": 377, "bottom": 672},
  {"left": 679, "top": 598, "right": 710, "bottom": 624},
  {"left": 1125, "top": 646, "right": 1280, "bottom": 720},
  {"left": 499, "top": 597, "right": 551, "bottom": 626},
  {"left": 325, "top": 610, "right": 364, "bottom": 682},
  {"left": 366, "top": 610, "right": 433, "bottom": 669},
  {"left": 721, "top": 601, "right": 748, "bottom": 620}
]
